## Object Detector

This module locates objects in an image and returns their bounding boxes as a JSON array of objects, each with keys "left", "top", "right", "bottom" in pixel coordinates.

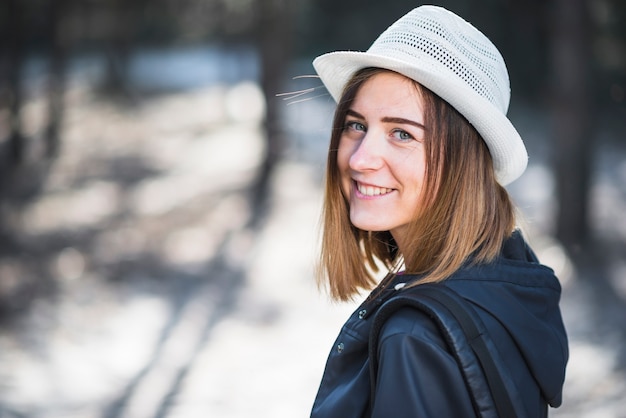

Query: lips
[{"left": 356, "top": 181, "right": 394, "bottom": 196}]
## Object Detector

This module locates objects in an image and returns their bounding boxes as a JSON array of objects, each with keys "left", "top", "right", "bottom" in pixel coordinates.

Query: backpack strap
[{"left": 368, "top": 284, "right": 519, "bottom": 418}]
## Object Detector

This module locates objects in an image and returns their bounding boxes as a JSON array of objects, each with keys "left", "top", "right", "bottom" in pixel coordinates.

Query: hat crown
[{"left": 368, "top": 6, "right": 510, "bottom": 113}]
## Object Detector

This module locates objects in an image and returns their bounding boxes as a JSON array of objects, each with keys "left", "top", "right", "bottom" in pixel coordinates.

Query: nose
[{"left": 348, "top": 130, "right": 384, "bottom": 172}]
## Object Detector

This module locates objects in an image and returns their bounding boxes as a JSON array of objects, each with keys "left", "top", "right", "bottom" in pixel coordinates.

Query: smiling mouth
[{"left": 356, "top": 181, "right": 394, "bottom": 197}]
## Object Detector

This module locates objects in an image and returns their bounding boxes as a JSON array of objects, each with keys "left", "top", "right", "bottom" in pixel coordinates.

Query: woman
[{"left": 310, "top": 5, "right": 568, "bottom": 418}]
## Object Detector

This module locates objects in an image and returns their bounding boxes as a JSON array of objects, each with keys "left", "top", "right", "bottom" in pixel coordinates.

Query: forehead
[{"left": 352, "top": 71, "right": 425, "bottom": 116}]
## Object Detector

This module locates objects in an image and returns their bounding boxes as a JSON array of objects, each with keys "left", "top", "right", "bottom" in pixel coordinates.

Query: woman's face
[{"left": 337, "top": 71, "right": 427, "bottom": 250}]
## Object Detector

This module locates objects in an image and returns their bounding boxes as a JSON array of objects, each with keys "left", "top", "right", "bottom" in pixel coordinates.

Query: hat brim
[{"left": 313, "top": 51, "right": 527, "bottom": 185}]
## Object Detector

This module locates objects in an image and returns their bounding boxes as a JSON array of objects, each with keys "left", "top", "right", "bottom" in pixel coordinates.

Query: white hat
[{"left": 313, "top": 5, "right": 527, "bottom": 185}]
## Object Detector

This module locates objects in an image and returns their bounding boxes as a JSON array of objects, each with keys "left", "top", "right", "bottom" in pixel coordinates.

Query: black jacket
[{"left": 310, "top": 231, "right": 569, "bottom": 417}]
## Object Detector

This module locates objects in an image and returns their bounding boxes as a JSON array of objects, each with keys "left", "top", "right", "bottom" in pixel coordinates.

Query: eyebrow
[{"left": 346, "top": 109, "right": 426, "bottom": 129}]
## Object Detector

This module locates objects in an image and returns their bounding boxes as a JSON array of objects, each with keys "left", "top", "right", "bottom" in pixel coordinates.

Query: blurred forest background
[{"left": 0, "top": 0, "right": 625, "bottom": 417}]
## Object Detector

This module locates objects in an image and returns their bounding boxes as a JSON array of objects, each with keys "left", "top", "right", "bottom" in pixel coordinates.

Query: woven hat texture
[{"left": 313, "top": 5, "right": 527, "bottom": 185}]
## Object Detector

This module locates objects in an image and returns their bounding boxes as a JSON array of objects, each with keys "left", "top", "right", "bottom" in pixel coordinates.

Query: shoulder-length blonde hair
[{"left": 317, "top": 67, "right": 517, "bottom": 301}]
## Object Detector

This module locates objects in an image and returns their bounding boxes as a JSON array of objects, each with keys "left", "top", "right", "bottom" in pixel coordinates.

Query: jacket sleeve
[{"left": 370, "top": 307, "right": 476, "bottom": 418}]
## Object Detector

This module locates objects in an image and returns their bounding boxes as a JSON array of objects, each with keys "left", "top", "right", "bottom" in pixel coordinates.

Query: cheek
[
  {"left": 396, "top": 151, "right": 427, "bottom": 202},
  {"left": 411, "top": 159, "right": 428, "bottom": 207},
  {"left": 336, "top": 139, "right": 353, "bottom": 192}
]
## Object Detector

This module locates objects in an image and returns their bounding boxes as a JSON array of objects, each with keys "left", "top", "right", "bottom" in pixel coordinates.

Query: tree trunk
[
  {"left": 4, "top": 0, "right": 25, "bottom": 164},
  {"left": 102, "top": 0, "right": 135, "bottom": 96},
  {"left": 46, "top": 0, "right": 70, "bottom": 158},
  {"left": 550, "top": 0, "right": 593, "bottom": 256},
  {"left": 251, "top": 0, "right": 295, "bottom": 223}
]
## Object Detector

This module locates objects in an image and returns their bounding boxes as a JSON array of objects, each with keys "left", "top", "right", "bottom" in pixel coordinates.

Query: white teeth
[{"left": 357, "top": 183, "right": 392, "bottom": 196}]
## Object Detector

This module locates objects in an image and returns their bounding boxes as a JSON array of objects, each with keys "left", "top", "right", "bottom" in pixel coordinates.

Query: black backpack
[{"left": 368, "top": 284, "right": 524, "bottom": 418}]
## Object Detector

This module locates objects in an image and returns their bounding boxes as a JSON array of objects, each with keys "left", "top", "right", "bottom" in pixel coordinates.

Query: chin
[{"left": 350, "top": 219, "right": 390, "bottom": 232}]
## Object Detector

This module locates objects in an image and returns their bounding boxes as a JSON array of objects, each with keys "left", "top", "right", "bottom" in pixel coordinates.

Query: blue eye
[
  {"left": 345, "top": 121, "right": 366, "bottom": 132},
  {"left": 392, "top": 129, "right": 413, "bottom": 141}
]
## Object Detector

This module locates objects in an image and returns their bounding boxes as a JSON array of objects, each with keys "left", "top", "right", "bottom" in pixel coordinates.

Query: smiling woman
[
  {"left": 309, "top": 5, "right": 568, "bottom": 418},
  {"left": 321, "top": 66, "right": 514, "bottom": 299},
  {"left": 337, "top": 71, "right": 427, "bottom": 243}
]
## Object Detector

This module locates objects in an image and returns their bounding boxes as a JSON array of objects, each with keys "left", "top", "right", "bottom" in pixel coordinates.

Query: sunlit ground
[{"left": 0, "top": 69, "right": 624, "bottom": 417}]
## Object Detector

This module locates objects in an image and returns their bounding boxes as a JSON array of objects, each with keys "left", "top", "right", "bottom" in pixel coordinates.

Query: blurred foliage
[
  {"left": 2, "top": 0, "right": 623, "bottom": 105},
  {"left": 294, "top": 0, "right": 625, "bottom": 109}
]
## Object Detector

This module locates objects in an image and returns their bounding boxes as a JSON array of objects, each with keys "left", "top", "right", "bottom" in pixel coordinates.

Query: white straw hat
[{"left": 313, "top": 5, "right": 527, "bottom": 185}]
